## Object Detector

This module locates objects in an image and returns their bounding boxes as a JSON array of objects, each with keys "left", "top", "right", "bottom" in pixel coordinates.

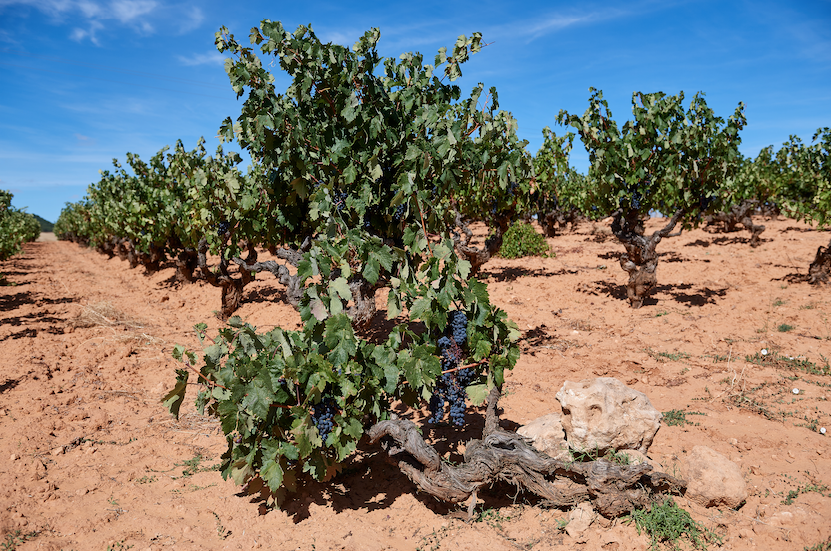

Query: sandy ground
[
  {"left": 1, "top": 217, "right": 830, "bottom": 551},
  {"left": 35, "top": 233, "right": 57, "bottom": 243}
]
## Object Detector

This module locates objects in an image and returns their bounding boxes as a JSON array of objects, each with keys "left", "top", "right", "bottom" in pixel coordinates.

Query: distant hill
[{"left": 33, "top": 214, "right": 54, "bottom": 232}]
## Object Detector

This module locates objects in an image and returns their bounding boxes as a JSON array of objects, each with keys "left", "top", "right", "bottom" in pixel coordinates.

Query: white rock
[
  {"left": 517, "top": 413, "right": 571, "bottom": 460},
  {"left": 555, "top": 377, "right": 662, "bottom": 454},
  {"left": 683, "top": 446, "right": 747, "bottom": 509},
  {"left": 565, "top": 502, "right": 595, "bottom": 538}
]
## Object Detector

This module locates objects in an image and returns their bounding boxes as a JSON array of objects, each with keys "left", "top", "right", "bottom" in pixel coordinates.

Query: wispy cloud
[
  {"left": 177, "top": 51, "right": 226, "bottom": 67},
  {"left": 1, "top": 0, "right": 159, "bottom": 44},
  {"left": 178, "top": 5, "right": 204, "bottom": 34},
  {"left": 111, "top": 0, "right": 156, "bottom": 24},
  {"left": 70, "top": 19, "right": 104, "bottom": 46}
]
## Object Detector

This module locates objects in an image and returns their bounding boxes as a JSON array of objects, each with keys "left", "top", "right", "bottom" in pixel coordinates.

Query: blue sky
[{"left": 1, "top": 0, "right": 829, "bottom": 223}]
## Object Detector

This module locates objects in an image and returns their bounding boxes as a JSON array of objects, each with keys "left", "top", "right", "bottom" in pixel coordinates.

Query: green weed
[
  {"left": 662, "top": 410, "right": 705, "bottom": 427},
  {"left": 777, "top": 323, "right": 795, "bottom": 332},
  {"left": 804, "top": 536, "right": 831, "bottom": 551},
  {"left": 1, "top": 530, "right": 39, "bottom": 551},
  {"left": 173, "top": 454, "right": 221, "bottom": 479},
  {"left": 625, "top": 498, "right": 721, "bottom": 551},
  {"left": 782, "top": 482, "right": 829, "bottom": 505},
  {"left": 474, "top": 507, "right": 512, "bottom": 530},
  {"left": 746, "top": 350, "right": 831, "bottom": 377},
  {"left": 649, "top": 349, "right": 691, "bottom": 362},
  {"left": 498, "top": 222, "right": 550, "bottom": 259}
]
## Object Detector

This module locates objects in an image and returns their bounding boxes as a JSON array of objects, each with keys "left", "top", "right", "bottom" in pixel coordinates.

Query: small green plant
[
  {"left": 568, "top": 446, "right": 632, "bottom": 465},
  {"left": 655, "top": 311, "right": 669, "bottom": 317},
  {"left": 782, "top": 482, "right": 829, "bottom": 505},
  {"left": 773, "top": 298, "right": 786, "bottom": 307},
  {"left": 605, "top": 449, "right": 632, "bottom": 465},
  {"left": 746, "top": 350, "right": 831, "bottom": 377},
  {"left": 173, "top": 454, "right": 221, "bottom": 479},
  {"left": 624, "top": 498, "right": 721, "bottom": 551},
  {"left": 474, "top": 507, "right": 511, "bottom": 530},
  {"left": 796, "top": 416, "right": 821, "bottom": 432},
  {"left": 498, "top": 221, "right": 550, "bottom": 259},
  {"left": 106, "top": 541, "right": 134, "bottom": 551},
  {"left": 1, "top": 530, "right": 39, "bottom": 551},
  {"left": 211, "top": 511, "right": 230, "bottom": 539},
  {"left": 555, "top": 517, "right": 569, "bottom": 531},
  {"left": 136, "top": 475, "right": 157, "bottom": 484},
  {"left": 778, "top": 323, "right": 795, "bottom": 332},
  {"left": 662, "top": 410, "right": 705, "bottom": 427},
  {"left": 649, "top": 349, "right": 691, "bottom": 362},
  {"left": 804, "top": 536, "right": 831, "bottom": 551}
]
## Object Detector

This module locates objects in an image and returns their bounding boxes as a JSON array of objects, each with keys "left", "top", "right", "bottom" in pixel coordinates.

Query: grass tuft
[{"left": 625, "top": 498, "right": 721, "bottom": 551}]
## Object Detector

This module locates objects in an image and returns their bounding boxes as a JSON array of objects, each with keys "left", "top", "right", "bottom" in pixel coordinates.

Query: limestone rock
[
  {"left": 517, "top": 413, "right": 571, "bottom": 460},
  {"left": 683, "top": 446, "right": 747, "bottom": 509},
  {"left": 555, "top": 377, "right": 662, "bottom": 454},
  {"left": 565, "top": 501, "right": 595, "bottom": 538}
]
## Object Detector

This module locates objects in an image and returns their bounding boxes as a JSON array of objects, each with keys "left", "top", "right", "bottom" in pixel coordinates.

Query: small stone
[
  {"left": 683, "top": 446, "right": 747, "bottom": 509},
  {"left": 517, "top": 413, "right": 570, "bottom": 460},
  {"left": 51, "top": 446, "right": 65, "bottom": 456},
  {"left": 10, "top": 454, "right": 18, "bottom": 461},
  {"left": 565, "top": 502, "right": 595, "bottom": 538}
]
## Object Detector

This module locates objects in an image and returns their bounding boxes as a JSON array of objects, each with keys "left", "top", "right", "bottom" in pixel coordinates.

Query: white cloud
[
  {"left": 69, "top": 19, "right": 103, "bottom": 45},
  {"left": 77, "top": 0, "right": 101, "bottom": 18},
  {"left": 525, "top": 15, "right": 584, "bottom": 39},
  {"left": 0, "top": 0, "right": 159, "bottom": 44},
  {"left": 178, "top": 5, "right": 204, "bottom": 34},
  {"left": 110, "top": 0, "right": 156, "bottom": 24},
  {"left": 177, "top": 51, "right": 226, "bottom": 67}
]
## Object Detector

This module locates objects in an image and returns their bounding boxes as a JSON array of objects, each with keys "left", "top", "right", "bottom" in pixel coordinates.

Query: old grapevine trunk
[
  {"left": 705, "top": 200, "right": 765, "bottom": 247},
  {"left": 808, "top": 236, "right": 831, "bottom": 284},
  {"left": 453, "top": 211, "right": 511, "bottom": 273},
  {"left": 197, "top": 238, "right": 255, "bottom": 319},
  {"left": 368, "top": 387, "right": 686, "bottom": 519},
  {"left": 611, "top": 209, "right": 684, "bottom": 308}
]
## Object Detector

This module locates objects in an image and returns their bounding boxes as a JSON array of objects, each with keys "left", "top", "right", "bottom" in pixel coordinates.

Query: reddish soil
[{"left": 1, "top": 217, "right": 829, "bottom": 551}]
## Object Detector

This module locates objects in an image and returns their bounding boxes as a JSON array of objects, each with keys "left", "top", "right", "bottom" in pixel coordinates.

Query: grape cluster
[
  {"left": 427, "top": 312, "right": 474, "bottom": 426},
  {"left": 448, "top": 310, "right": 468, "bottom": 346},
  {"left": 332, "top": 190, "right": 348, "bottom": 213},
  {"left": 312, "top": 396, "right": 338, "bottom": 443},
  {"left": 217, "top": 220, "right": 230, "bottom": 237},
  {"left": 392, "top": 203, "right": 406, "bottom": 222}
]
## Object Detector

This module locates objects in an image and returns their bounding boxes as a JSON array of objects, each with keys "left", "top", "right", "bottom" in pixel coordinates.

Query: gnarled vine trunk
[
  {"left": 175, "top": 248, "right": 199, "bottom": 283},
  {"left": 453, "top": 211, "right": 511, "bottom": 273},
  {"left": 705, "top": 200, "right": 765, "bottom": 247},
  {"left": 808, "top": 236, "right": 831, "bottom": 284},
  {"left": 536, "top": 206, "right": 582, "bottom": 238},
  {"left": 198, "top": 238, "right": 255, "bottom": 319},
  {"left": 232, "top": 237, "right": 309, "bottom": 309},
  {"left": 611, "top": 209, "right": 684, "bottom": 308},
  {"left": 368, "top": 387, "right": 686, "bottom": 519}
]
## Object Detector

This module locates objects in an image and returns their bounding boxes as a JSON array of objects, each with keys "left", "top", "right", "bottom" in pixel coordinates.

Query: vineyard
[{"left": 1, "top": 18, "right": 830, "bottom": 551}]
